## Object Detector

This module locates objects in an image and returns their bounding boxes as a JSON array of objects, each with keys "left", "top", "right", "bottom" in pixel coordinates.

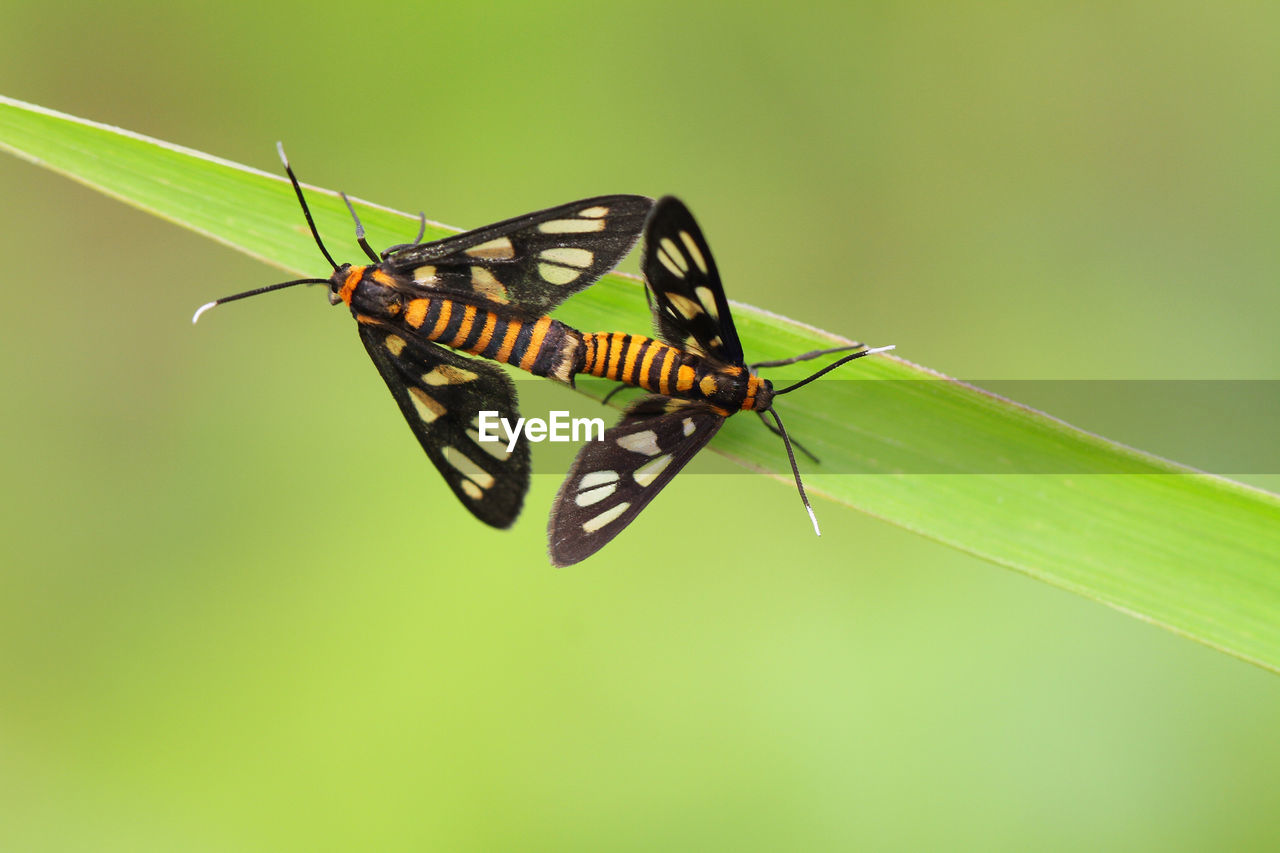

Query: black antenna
[
  {"left": 765, "top": 343, "right": 894, "bottom": 534},
  {"left": 277, "top": 142, "right": 340, "bottom": 271},
  {"left": 765, "top": 407, "right": 822, "bottom": 536},
  {"left": 192, "top": 144, "right": 343, "bottom": 324},
  {"left": 192, "top": 277, "right": 333, "bottom": 323}
]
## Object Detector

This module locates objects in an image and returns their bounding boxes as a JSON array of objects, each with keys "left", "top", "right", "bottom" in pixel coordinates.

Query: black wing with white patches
[
  {"left": 548, "top": 396, "right": 723, "bottom": 566},
  {"left": 357, "top": 322, "right": 531, "bottom": 528},
  {"left": 641, "top": 196, "right": 744, "bottom": 365},
  {"left": 381, "top": 195, "right": 652, "bottom": 316}
]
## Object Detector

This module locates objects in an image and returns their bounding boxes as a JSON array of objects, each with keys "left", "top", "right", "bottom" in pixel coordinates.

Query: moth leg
[
  {"left": 749, "top": 344, "right": 862, "bottom": 370},
  {"left": 600, "top": 383, "right": 633, "bottom": 407},
  {"left": 757, "top": 411, "right": 819, "bottom": 463}
]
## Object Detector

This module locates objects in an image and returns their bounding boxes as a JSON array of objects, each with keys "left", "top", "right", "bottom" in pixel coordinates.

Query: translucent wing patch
[
  {"left": 548, "top": 396, "right": 723, "bottom": 566},
  {"left": 382, "top": 195, "right": 652, "bottom": 315},
  {"left": 641, "top": 196, "right": 744, "bottom": 364},
  {"left": 357, "top": 321, "right": 531, "bottom": 528}
]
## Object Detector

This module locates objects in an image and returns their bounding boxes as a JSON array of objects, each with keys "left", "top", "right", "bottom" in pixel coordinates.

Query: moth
[
  {"left": 195, "top": 144, "right": 652, "bottom": 528},
  {"left": 549, "top": 196, "right": 893, "bottom": 565}
]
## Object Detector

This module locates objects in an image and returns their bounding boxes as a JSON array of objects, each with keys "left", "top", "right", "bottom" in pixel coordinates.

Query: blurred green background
[{"left": 2, "top": 2, "right": 1279, "bottom": 850}]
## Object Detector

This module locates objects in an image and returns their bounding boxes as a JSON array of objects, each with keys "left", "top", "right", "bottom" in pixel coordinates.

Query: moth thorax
[
  {"left": 348, "top": 271, "right": 403, "bottom": 318},
  {"left": 690, "top": 365, "right": 753, "bottom": 413}
]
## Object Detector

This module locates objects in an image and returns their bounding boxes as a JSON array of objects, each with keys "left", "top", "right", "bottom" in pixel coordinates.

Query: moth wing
[
  {"left": 383, "top": 195, "right": 652, "bottom": 314},
  {"left": 549, "top": 397, "right": 723, "bottom": 566},
  {"left": 358, "top": 322, "right": 530, "bottom": 528},
  {"left": 641, "top": 196, "right": 744, "bottom": 364}
]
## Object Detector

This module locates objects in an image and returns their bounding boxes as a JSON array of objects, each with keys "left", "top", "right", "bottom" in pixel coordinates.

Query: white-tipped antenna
[
  {"left": 276, "top": 141, "right": 341, "bottom": 271},
  {"left": 189, "top": 276, "right": 334, "bottom": 325},
  {"left": 806, "top": 503, "right": 821, "bottom": 537},
  {"left": 190, "top": 144, "right": 341, "bottom": 326},
  {"left": 765, "top": 408, "right": 823, "bottom": 537},
  {"left": 761, "top": 341, "right": 896, "bottom": 534}
]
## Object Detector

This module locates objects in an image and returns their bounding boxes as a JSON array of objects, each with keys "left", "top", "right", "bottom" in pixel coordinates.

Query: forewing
[
  {"left": 382, "top": 195, "right": 652, "bottom": 315},
  {"left": 641, "top": 196, "right": 744, "bottom": 364},
  {"left": 358, "top": 322, "right": 530, "bottom": 528},
  {"left": 548, "top": 397, "right": 723, "bottom": 566}
]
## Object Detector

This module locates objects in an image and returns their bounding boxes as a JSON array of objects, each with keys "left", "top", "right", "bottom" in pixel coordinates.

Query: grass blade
[{"left": 3, "top": 94, "right": 1276, "bottom": 671}]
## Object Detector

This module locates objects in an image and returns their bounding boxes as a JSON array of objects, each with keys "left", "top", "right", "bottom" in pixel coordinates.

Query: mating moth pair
[{"left": 195, "top": 146, "right": 892, "bottom": 565}]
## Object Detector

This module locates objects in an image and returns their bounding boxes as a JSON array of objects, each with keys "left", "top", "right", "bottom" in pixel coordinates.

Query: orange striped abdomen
[
  {"left": 580, "top": 332, "right": 763, "bottom": 411},
  {"left": 388, "top": 290, "right": 578, "bottom": 383}
]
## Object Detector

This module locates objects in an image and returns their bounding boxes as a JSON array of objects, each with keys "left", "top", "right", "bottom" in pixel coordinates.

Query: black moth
[
  {"left": 548, "top": 196, "right": 893, "bottom": 565},
  {"left": 195, "top": 144, "right": 652, "bottom": 528}
]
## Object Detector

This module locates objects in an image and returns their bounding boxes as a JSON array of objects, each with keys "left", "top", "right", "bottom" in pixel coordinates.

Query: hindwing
[
  {"left": 641, "top": 196, "right": 744, "bottom": 364},
  {"left": 382, "top": 195, "right": 652, "bottom": 315},
  {"left": 357, "top": 321, "right": 530, "bottom": 528},
  {"left": 548, "top": 396, "right": 724, "bottom": 566}
]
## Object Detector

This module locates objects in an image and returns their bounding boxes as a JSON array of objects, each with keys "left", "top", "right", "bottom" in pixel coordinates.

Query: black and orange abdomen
[
  {"left": 401, "top": 295, "right": 579, "bottom": 383},
  {"left": 579, "top": 332, "right": 763, "bottom": 413},
  {"left": 345, "top": 268, "right": 582, "bottom": 384},
  {"left": 581, "top": 333, "right": 681, "bottom": 393}
]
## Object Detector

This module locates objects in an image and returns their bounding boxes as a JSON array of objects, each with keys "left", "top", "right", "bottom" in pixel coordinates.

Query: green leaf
[{"left": 3, "top": 94, "right": 1277, "bottom": 671}]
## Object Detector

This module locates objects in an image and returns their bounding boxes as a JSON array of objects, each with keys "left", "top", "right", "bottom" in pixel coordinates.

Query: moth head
[
  {"left": 192, "top": 145, "right": 351, "bottom": 323},
  {"left": 328, "top": 263, "right": 354, "bottom": 305}
]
